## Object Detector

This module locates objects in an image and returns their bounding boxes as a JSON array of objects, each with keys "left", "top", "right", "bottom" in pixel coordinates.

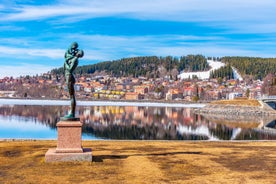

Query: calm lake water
[{"left": 0, "top": 103, "right": 276, "bottom": 140}]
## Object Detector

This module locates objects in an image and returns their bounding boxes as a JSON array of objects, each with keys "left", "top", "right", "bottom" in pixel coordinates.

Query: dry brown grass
[
  {"left": 0, "top": 140, "right": 276, "bottom": 184},
  {"left": 211, "top": 99, "right": 261, "bottom": 107}
]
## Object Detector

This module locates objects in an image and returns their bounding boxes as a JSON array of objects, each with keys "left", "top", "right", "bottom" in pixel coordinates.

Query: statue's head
[
  {"left": 71, "top": 42, "right": 78, "bottom": 49},
  {"left": 77, "top": 49, "right": 84, "bottom": 58}
]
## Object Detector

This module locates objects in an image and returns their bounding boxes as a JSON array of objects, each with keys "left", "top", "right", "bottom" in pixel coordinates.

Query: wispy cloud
[
  {"left": 72, "top": 34, "right": 276, "bottom": 58},
  {"left": 0, "top": 64, "right": 54, "bottom": 78},
  {"left": 3, "top": 0, "right": 276, "bottom": 26},
  {"left": 0, "top": 25, "right": 25, "bottom": 31},
  {"left": 151, "top": 46, "right": 274, "bottom": 58},
  {"left": 0, "top": 46, "right": 63, "bottom": 59},
  {"left": 1, "top": 33, "right": 274, "bottom": 62},
  {"left": 2, "top": 0, "right": 276, "bottom": 37},
  {"left": 1, "top": 0, "right": 276, "bottom": 78}
]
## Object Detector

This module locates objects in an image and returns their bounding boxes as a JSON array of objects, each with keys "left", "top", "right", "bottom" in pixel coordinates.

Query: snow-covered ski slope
[
  {"left": 232, "top": 67, "right": 243, "bottom": 81},
  {"left": 178, "top": 60, "right": 244, "bottom": 80},
  {"left": 178, "top": 60, "right": 225, "bottom": 80}
]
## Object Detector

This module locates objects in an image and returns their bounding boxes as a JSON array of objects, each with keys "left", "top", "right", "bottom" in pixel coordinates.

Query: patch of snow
[
  {"left": 177, "top": 124, "right": 219, "bottom": 140},
  {"left": 232, "top": 67, "right": 243, "bottom": 81},
  {"left": 178, "top": 60, "right": 225, "bottom": 80},
  {"left": 230, "top": 128, "right": 242, "bottom": 140}
]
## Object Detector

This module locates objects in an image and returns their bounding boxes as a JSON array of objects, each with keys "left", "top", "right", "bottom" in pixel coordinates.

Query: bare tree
[
  {"left": 158, "top": 66, "right": 167, "bottom": 79},
  {"left": 170, "top": 68, "right": 179, "bottom": 80}
]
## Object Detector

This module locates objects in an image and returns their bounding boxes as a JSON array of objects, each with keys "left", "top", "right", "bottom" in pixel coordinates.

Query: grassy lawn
[
  {"left": 211, "top": 99, "right": 261, "bottom": 107},
  {"left": 0, "top": 140, "right": 275, "bottom": 184}
]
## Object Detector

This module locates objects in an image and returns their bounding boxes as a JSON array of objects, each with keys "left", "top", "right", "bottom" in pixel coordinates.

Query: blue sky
[{"left": 1, "top": 0, "right": 276, "bottom": 78}]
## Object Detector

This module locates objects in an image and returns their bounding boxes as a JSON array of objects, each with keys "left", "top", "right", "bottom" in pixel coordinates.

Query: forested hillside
[
  {"left": 222, "top": 57, "right": 276, "bottom": 80},
  {"left": 52, "top": 55, "right": 276, "bottom": 80},
  {"left": 52, "top": 55, "right": 209, "bottom": 78},
  {"left": 210, "top": 65, "right": 234, "bottom": 80}
]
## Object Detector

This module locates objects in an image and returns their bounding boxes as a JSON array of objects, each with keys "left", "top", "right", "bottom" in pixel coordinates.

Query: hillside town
[{"left": 0, "top": 70, "right": 266, "bottom": 102}]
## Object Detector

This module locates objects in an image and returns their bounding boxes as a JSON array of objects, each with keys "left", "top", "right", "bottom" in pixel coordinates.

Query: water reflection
[
  {"left": 0, "top": 105, "right": 275, "bottom": 140},
  {"left": 266, "top": 120, "right": 276, "bottom": 129}
]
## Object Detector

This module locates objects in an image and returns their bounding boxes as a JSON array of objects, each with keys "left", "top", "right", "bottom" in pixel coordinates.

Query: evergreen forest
[
  {"left": 210, "top": 65, "right": 234, "bottom": 80},
  {"left": 52, "top": 55, "right": 276, "bottom": 80},
  {"left": 52, "top": 55, "right": 209, "bottom": 78},
  {"left": 221, "top": 57, "right": 276, "bottom": 80}
]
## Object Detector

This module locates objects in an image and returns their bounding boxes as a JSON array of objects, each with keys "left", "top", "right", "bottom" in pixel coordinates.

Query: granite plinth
[
  {"left": 56, "top": 120, "right": 82, "bottom": 153},
  {"left": 45, "top": 148, "right": 92, "bottom": 162},
  {"left": 45, "top": 120, "right": 92, "bottom": 162}
]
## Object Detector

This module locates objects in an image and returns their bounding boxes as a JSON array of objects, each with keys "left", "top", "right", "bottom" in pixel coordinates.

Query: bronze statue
[{"left": 62, "top": 42, "right": 83, "bottom": 120}]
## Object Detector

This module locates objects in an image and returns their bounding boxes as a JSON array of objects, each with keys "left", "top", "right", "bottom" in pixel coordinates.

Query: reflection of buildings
[
  {"left": 79, "top": 106, "right": 276, "bottom": 140},
  {"left": 80, "top": 106, "right": 202, "bottom": 139},
  {"left": 0, "top": 105, "right": 63, "bottom": 129},
  {"left": 1, "top": 105, "right": 275, "bottom": 140}
]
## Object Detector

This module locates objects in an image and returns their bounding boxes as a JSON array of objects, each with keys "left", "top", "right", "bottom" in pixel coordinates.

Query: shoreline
[{"left": 0, "top": 98, "right": 206, "bottom": 108}]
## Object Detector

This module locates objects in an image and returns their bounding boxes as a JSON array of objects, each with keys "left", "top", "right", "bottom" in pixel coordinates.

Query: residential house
[
  {"left": 131, "top": 78, "right": 140, "bottom": 84},
  {"left": 183, "top": 86, "right": 196, "bottom": 96},
  {"left": 228, "top": 92, "right": 243, "bottom": 100},
  {"left": 84, "top": 86, "right": 94, "bottom": 93},
  {"left": 166, "top": 88, "right": 183, "bottom": 100},
  {"left": 134, "top": 85, "right": 149, "bottom": 94},
  {"left": 125, "top": 92, "right": 144, "bottom": 100},
  {"left": 115, "top": 83, "right": 125, "bottom": 91}
]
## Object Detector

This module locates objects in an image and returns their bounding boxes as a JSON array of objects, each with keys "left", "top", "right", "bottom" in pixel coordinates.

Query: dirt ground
[{"left": 0, "top": 140, "right": 275, "bottom": 184}]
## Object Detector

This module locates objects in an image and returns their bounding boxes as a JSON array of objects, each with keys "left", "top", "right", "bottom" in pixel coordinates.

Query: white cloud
[
  {"left": 74, "top": 34, "right": 222, "bottom": 48},
  {"left": 0, "top": 64, "right": 54, "bottom": 78},
  {"left": 150, "top": 46, "right": 269, "bottom": 58},
  {"left": 3, "top": 0, "right": 276, "bottom": 23},
  {"left": 0, "top": 25, "right": 24, "bottom": 31},
  {"left": 1, "top": 32, "right": 275, "bottom": 78},
  {"left": 65, "top": 35, "right": 276, "bottom": 57},
  {"left": 1, "top": 0, "right": 275, "bottom": 38},
  {"left": 0, "top": 1, "right": 275, "bottom": 79},
  {"left": 1, "top": 33, "right": 275, "bottom": 66},
  {"left": 0, "top": 44, "right": 112, "bottom": 61},
  {"left": 72, "top": 34, "right": 276, "bottom": 58},
  {"left": 227, "top": 23, "right": 276, "bottom": 34},
  {"left": 0, "top": 46, "right": 64, "bottom": 59},
  {"left": 1, "top": 0, "right": 275, "bottom": 36}
]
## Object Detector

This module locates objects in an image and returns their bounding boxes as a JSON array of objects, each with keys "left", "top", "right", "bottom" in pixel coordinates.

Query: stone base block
[
  {"left": 55, "top": 147, "right": 83, "bottom": 153},
  {"left": 45, "top": 148, "right": 92, "bottom": 162},
  {"left": 56, "top": 121, "right": 82, "bottom": 151}
]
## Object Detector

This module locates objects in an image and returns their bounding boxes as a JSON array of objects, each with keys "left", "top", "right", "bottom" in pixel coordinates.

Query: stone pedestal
[
  {"left": 56, "top": 121, "right": 83, "bottom": 153},
  {"left": 45, "top": 120, "right": 92, "bottom": 162}
]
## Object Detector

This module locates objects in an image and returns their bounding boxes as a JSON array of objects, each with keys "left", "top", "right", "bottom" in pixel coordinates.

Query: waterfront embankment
[{"left": 195, "top": 99, "right": 276, "bottom": 117}]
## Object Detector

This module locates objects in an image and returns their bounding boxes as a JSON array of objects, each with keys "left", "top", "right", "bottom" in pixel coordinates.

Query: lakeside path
[
  {"left": 0, "top": 98, "right": 206, "bottom": 108},
  {"left": 0, "top": 140, "right": 275, "bottom": 184}
]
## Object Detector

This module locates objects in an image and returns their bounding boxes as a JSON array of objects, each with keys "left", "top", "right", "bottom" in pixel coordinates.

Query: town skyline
[{"left": 1, "top": 0, "right": 276, "bottom": 78}]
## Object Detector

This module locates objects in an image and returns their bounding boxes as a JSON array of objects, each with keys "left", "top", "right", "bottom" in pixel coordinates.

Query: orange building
[
  {"left": 134, "top": 85, "right": 149, "bottom": 94},
  {"left": 125, "top": 92, "right": 143, "bottom": 100},
  {"left": 115, "top": 84, "right": 124, "bottom": 90}
]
